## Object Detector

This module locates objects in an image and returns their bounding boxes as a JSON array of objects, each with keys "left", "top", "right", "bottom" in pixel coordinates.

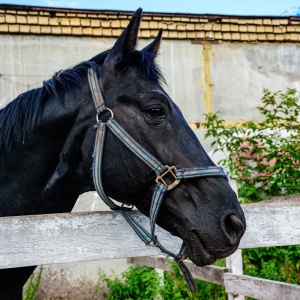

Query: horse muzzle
[{"left": 184, "top": 210, "right": 245, "bottom": 266}]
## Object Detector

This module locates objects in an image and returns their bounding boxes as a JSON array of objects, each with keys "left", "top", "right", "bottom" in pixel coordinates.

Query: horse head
[{"left": 81, "top": 8, "right": 246, "bottom": 266}]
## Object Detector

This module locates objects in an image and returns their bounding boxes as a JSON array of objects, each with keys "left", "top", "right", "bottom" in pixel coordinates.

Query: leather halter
[{"left": 88, "top": 67, "right": 228, "bottom": 292}]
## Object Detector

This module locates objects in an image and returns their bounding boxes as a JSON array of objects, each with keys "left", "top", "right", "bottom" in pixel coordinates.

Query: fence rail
[
  {"left": 224, "top": 273, "right": 300, "bottom": 300},
  {"left": 132, "top": 194, "right": 300, "bottom": 300},
  {"left": 0, "top": 194, "right": 299, "bottom": 299}
]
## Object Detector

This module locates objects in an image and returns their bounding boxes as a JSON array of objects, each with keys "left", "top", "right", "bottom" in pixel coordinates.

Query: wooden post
[
  {"left": 227, "top": 181, "right": 244, "bottom": 299},
  {"left": 226, "top": 249, "right": 244, "bottom": 300},
  {"left": 154, "top": 268, "right": 164, "bottom": 300}
]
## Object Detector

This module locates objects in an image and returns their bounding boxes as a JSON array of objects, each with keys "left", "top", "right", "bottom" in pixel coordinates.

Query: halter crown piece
[{"left": 88, "top": 68, "right": 228, "bottom": 292}]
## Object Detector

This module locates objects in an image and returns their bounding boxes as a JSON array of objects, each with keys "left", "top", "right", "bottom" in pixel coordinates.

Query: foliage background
[{"left": 202, "top": 88, "right": 300, "bottom": 293}]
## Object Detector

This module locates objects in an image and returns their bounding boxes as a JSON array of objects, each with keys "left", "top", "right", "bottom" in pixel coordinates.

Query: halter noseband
[{"left": 88, "top": 68, "right": 228, "bottom": 292}]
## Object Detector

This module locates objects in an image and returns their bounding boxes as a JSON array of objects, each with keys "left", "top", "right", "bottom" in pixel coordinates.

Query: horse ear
[
  {"left": 142, "top": 29, "right": 163, "bottom": 55},
  {"left": 104, "top": 8, "right": 142, "bottom": 67}
]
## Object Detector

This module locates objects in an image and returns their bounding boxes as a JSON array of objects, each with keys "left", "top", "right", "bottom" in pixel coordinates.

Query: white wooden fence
[
  {"left": 0, "top": 194, "right": 299, "bottom": 299},
  {"left": 132, "top": 194, "right": 300, "bottom": 300}
]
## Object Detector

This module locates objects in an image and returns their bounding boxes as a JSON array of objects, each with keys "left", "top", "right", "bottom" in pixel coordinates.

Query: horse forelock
[{"left": 127, "top": 50, "right": 165, "bottom": 86}]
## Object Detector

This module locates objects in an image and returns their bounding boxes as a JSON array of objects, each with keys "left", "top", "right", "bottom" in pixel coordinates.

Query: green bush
[
  {"left": 97, "top": 261, "right": 226, "bottom": 300},
  {"left": 202, "top": 88, "right": 300, "bottom": 288},
  {"left": 202, "top": 88, "right": 300, "bottom": 203},
  {"left": 97, "top": 265, "right": 161, "bottom": 300},
  {"left": 243, "top": 246, "right": 300, "bottom": 284}
]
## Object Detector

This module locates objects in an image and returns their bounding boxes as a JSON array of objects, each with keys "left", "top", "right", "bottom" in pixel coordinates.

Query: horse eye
[{"left": 145, "top": 107, "right": 166, "bottom": 120}]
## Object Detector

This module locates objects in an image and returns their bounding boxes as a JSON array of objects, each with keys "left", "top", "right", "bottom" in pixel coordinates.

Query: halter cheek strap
[{"left": 88, "top": 68, "right": 228, "bottom": 292}]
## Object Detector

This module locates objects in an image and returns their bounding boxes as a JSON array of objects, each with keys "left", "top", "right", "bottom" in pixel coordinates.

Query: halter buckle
[{"left": 156, "top": 165, "right": 181, "bottom": 190}]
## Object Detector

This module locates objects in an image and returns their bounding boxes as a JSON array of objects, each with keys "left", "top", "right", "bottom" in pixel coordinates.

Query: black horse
[{"left": 0, "top": 8, "right": 245, "bottom": 299}]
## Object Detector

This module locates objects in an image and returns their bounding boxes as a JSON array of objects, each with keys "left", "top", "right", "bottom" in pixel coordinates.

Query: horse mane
[
  {"left": 129, "top": 50, "right": 165, "bottom": 85},
  {"left": 0, "top": 53, "right": 106, "bottom": 156},
  {"left": 0, "top": 49, "right": 164, "bottom": 156}
]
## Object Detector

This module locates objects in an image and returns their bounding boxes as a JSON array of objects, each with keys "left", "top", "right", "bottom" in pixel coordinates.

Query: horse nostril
[{"left": 223, "top": 214, "right": 245, "bottom": 244}]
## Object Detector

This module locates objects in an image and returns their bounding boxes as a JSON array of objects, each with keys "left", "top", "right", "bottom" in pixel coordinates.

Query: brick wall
[{"left": 1, "top": 4, "right": 300, "bottom": 42}]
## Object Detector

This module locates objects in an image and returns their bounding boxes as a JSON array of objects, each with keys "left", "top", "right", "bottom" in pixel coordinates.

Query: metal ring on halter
[{"left": 96, "top": 107, "right": 114, "bottom": 123}]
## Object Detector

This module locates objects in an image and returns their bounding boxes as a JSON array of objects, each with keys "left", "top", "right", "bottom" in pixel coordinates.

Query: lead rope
[{"left": 88, "top": 67, "right": 228, "bottom": 292}]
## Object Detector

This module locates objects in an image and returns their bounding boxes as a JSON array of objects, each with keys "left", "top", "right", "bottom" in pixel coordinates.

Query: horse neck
[{"left": 0, "top": 81, "right": 95, "bottom": 217}]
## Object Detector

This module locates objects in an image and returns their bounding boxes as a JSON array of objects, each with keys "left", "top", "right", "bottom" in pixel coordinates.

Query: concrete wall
[
  {"left": 2, "top": 35, "right": 300, "bottom": 126},
  {"left": 209, "top": 42, "right": 300, "bottom": 121}
]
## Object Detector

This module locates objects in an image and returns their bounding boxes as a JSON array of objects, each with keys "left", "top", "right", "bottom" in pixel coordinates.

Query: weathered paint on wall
[
  {"left": 1, "top": 35, "right": 300, "bottom": 125},
  {"left": 210, "top": 42, "right": 300, "bottom": 121},
  {"left": 202, "top": 43, "right": 213, "bottom": 113}
]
